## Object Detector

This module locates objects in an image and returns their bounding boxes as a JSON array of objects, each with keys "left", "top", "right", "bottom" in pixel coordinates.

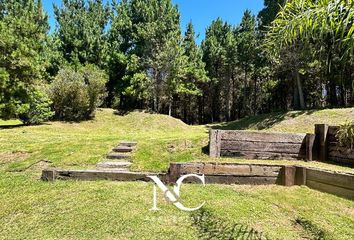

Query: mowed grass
[
  {"left": 1, "top": 107, "right": 354, "bottom": 239},
  {"left": 1, "top": 172, "right": 354, "bottom": 239}
]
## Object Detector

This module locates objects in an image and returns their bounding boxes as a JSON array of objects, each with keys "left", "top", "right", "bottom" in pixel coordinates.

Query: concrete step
[
  {"left": 113, "top": 146, "right": 133, "bottom": 153},
  {"left": 119, "top": 141, "right": 137, "bottom": 147},
  {"left": 106, "top": 152, "right": 130, "bottom": 160},
  {"left": 97, "top": 161, "right": 132, "bottom": 169}
]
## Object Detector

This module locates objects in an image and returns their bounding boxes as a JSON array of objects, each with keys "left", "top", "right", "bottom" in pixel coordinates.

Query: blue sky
[{"left": 44, "top": 0, "right": 264, "bottom": 42}]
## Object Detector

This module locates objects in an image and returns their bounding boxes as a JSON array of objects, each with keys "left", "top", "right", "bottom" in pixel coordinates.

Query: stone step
[
  {"left": 119, "top": 141, "right": 137, "bottom": 147},
  {"left": 106, "top": 152, "right": 130, "bottom": 160},
  {"left": 97, "top": 161, "right": 132, "bottom": 169},
  {"left": 113, "top": 146, "right": 133, "bottom": 153}
]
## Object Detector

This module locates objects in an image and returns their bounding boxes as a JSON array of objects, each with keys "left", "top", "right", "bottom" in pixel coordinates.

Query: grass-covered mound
[{"left": 0, "top": 109, "right": 206, "bottom": 172}]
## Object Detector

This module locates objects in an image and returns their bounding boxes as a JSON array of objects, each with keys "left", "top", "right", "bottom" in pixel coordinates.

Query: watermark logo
[{"left": 147, "top": 174, "right": 206, "bottom": 212}]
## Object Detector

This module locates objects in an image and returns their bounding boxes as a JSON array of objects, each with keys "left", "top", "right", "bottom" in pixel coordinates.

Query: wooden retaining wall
[
  {"left": 211, "top": 124, "right": 354, "bottom": 164},
  {"left": 42, "top": 163, "right": 354, "bottom": 200},
  {"left": 281, "top": 166, "right": 354, "bottom": 200},
  {"left": 210, "top": 130, "right": 315, "bottom": 161},
  {"left": 305, "top": 168, "right": 354, "bottom": 200},
  {"left": 167, "top": 162, "right": 283, "bottom": 185},
  {"left": 316, "top": 124, "right": 354, "bottom": 166}
]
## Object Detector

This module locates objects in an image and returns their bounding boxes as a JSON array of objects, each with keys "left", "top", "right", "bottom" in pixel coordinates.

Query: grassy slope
[
  {"left": 0, "top": 109, "right": 206, "bottom": 172},
  {"left": 1, "top": 107, "right": 354, "bottom": 239},
  {"left": 212, "top": 107, "right": 354, "bottom": 133}
]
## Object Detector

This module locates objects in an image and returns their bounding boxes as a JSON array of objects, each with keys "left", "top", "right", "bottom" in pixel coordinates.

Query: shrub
[
  {"left": 18, "top": 89, "right": 54, "bottom": 125},
  {"left": 49, "top": 66, "right": 107, "bottom": 121},
  {"left": 336, "top": 121, "right": 354, "bottom": 150}
]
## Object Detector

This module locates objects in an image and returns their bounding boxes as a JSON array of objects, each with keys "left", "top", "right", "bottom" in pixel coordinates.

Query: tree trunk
[
  {"left": 253, "top": 76, "right": 257, "bottom": 116},
  {"left": 243, "top": 66, "right": 248, "bottom": 116},
  {"left": 168, "top": 96, "right": 172, "bottom": 117},
  {"left": 293, "top": 70, "right": 305, "bottom": 109},
  {"left": 226, "top": 73, "right": 233, "bottom": 121}
]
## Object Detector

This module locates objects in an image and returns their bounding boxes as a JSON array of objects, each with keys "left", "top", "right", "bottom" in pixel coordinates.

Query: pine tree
[
  {"left": 237, "top": 10, "right": 258, "bottom": 116},
  {"left": 0, "top": 0, "right": 49, "bottom": 119},
  {"left": 202, "top": 18, "right": 233, "bottom": 122},
  {"left": 54, "top": 0, "right": 110, "bottom": 68},
  {"left": 181, "top": 22, "right": 209, "bottom": 123},
  {"left": 109, "top": 0, "right": 184, "bottom": 114}
]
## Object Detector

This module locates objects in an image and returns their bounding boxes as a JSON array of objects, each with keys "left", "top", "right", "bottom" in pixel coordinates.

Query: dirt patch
[
  {"left": 167, "top": 140, "right": 193, "bottom": 153},
  {"left": 0, "top": 151, "right": 30, "bottom": 165},
  {"left": 25, "top": 160, "right": 52, "bottom": 172}
]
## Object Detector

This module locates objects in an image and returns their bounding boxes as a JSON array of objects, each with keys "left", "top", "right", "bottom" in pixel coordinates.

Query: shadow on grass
[
  {"left": 113, "top": 108, "right": 156, "bottom": 116},
  {"left": 191, "top": 208, "right": 268, "bottom": 240},
  {"left": 0, "top": 123, "right": 25, "bottom": 129},
  {"left": 295, "top": 217, "right": 327, "bottom": 239},
  {"left": 211, "top": 110, "right": 317, "bottom": 131},
  {"left": 0, "top": 122, "right": 54, "bottom": 130}
]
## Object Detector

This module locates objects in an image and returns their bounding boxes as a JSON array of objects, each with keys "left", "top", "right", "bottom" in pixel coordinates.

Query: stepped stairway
[{"left": 96, "top": 141, "right": 137, "bottom": 172}]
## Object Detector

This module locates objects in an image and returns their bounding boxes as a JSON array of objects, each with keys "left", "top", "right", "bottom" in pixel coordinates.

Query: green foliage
[
  {"left": 265, "top": 0, "right": 354, "bottom": 108},
  {"left": 54, "top": 0, "right": 110, "bottom": 67},
  {"left": 49, "top": 65, "right": 107, "bottom": 121},
  {"left": 266, "top": 0, "right": 354, "bottom": 56},
  {"left": 336, "top": 121, "right": 354, "bottom": 149},
  {"left": 18, "top": 89, "right": 54, "bottom": 125},
  {"left": 0, "top": 0, "right": 48, "bottom": 120},
  {"left": 109, "top": 0, "right": 204, "bottom": 115},
  {"left": 258, "top": 0, "right": 286, "bottom": 30}
]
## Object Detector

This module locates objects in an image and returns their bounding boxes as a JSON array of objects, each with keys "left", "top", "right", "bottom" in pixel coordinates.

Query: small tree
[
  {"left": 18, "top": 89, "right": 54, "bottom": 125},
  {"left": 50, "top": 65, "right": 107, "bottom": 121}
]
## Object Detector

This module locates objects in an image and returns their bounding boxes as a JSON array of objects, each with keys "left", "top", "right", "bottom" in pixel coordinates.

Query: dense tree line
[{"left": 0, "top": 0, "right": 353, "bottom": 125}]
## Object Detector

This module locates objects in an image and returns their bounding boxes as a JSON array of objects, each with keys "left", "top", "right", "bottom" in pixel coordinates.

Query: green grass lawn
[{"left": 1, "top": 108, "right": 354, "bottom": 239}]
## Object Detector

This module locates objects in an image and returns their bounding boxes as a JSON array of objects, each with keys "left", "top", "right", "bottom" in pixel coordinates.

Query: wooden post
[
  {"left": 209, "top": 129, "right": 221, "bottom": 158},
  {"left": 41, "top": 169, "right": 56, "bottom": 181},
  {"left": 315, "top": 124, "right": 329, "bottom": 162},
  {"left": 305, "top": 133, "right": 316, "bottom": 161},
  {"left": 295, "top": 166, "right": 307, "bottom": 185},
  {"left": 281, "top": 166, "right": 296, "bottom": 186},
  {"left": 167, "top": 163, "right": 181, "bottom": 183}
]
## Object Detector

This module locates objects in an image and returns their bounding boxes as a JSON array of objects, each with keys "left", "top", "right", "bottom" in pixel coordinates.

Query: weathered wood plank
[
  {"left": 43, "top": 169, "right": 157, "bottom": 182},
  {"left": 178, "top": 174, "right": 278, "bottom": 185},
  {"left": 204, "top": 175, "right": 278, "bottom": 185},
  {"left": 219, "top": 130, "right": 307, "bottom": 143},
  {"left": 295, "top": 167, "right": 307, "bottom": 186},
  {"left": 306, "top": 168, "right": 354, "bottom": 190},
  {"left": 96, "top": 161, "right": 132, "bottom": 169},
  {"left": 221, "top": 149, "right": 305, "bottom": 160},
  {"left": 306, "top": 180, "right": 354, "bottom": 200},
  {"left": 172, "top": 163, "right": 281, "bottom": 177},
  {"left": 280, "top": 166, "right": 296, "bottom": 186},
  {"left": 314, "top": 124, "right": 329, "bottom": 162},
  {"left": 328, "top": 146, "right": 354, "bottom": 160},
  {"left": 306, "top": 133, "right": 316, "bottom": 161},
  {"left": 113, "top": 146, "right": 133, "bottom": 153},
  {"left": 327, "top": 126, "right": 339, "bottom": 138},
  {"left": 209, "top": 129, "right": 221, "bottom": 157},
  {"left": 119, "top": 141, "right": 137, "bottom": 147},
  {"left": 221, "top": 140, "right": 305, "bottom": 154},
  {"left": 106, "top": 152, "right": 130, "bottom": 160}
]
